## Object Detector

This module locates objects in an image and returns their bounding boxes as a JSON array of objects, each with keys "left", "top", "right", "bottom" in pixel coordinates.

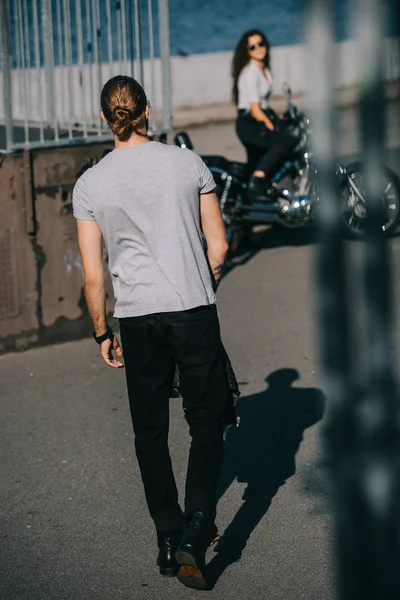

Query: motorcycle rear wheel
[{"left": 340, "top": 162, "right": 400, "bottom": 238}]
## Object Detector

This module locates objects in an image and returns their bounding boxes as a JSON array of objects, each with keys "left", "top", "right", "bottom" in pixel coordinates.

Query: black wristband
[{"left": 93, "top": 326, "right": 114, "bottom": 344}]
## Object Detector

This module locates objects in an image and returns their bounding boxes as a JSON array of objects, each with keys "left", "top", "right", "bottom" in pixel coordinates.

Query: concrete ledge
[{"left": 173, "top": 79, "right": 400, "bottom": 129}]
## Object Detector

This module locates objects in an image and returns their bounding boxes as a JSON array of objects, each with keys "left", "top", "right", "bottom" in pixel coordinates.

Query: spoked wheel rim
[
  {"left": 216, "top": 181, "right": 247, "bottom": 253},
  {"left": 341, "top": 169, "right": 400, "bottom": 235}
]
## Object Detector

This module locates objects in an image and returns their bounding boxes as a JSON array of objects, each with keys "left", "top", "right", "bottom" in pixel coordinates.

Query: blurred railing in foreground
[
  {"left": 307, "top": 0, "right": 400, "bottom": 597},
  {"left": 0, "top": 0, "right": 172, "bottom": 151}
]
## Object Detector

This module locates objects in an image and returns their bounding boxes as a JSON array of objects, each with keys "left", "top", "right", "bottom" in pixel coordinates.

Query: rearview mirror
[
  {"left": 282, "top": 81, "right": 292, "bottom": 96},
  {"left": 174, "top": 131, "right": 193, "bottom": 150}
]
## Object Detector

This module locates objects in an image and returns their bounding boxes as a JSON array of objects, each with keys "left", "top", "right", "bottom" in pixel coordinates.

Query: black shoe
[
  {"left": 175, "top": 511, "right": 218, "bottom": 590},
  {"left": 248, "top": 176, "right": 279, "bottom": 203},
  {"left": 156, "top": 529, "right": 181, "bottom": 577}
]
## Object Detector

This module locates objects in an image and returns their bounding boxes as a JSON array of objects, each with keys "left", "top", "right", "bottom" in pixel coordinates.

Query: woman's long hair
[
  {"left": 232, "top": 30, "right": 271, "bottom": 105},
  {"left": 101, "top": 75, "right": 148, "bottom": 141}
]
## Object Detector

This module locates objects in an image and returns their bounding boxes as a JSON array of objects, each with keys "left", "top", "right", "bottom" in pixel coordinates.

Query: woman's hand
[
  {"left": 250, "top": 102, "right": 274, "bottom": 131},
  {"left": 264, "top": 118, "right": 274, "bottom": 131}
]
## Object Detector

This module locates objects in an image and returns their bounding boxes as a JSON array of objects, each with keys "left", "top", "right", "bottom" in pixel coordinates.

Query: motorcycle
[{"left": 174, "top": 83, "right": 400, "bottom": 252}]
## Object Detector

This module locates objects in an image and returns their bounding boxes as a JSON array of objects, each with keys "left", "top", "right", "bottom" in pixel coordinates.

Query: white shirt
[{"left": 237, "top": 60, "right": 273, "bottom": 111}]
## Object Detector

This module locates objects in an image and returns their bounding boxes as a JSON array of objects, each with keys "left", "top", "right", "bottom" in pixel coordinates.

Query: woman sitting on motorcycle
[{"left": 232, "top": 29, "right": 297, "bottom": 201}]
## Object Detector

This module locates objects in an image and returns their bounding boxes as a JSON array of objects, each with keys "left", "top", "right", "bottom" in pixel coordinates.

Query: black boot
[
  {"left": 248, "top": 176, "right": 279, "bottom": 203},
  {"left": 156, "top": 529, "right": 181, "bottom": 577},
  {"left": 175, "top": 511, "right": 218, "bottom": 590}
]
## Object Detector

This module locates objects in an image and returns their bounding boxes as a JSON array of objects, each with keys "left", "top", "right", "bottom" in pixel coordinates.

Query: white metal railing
[{"left": 0, "top": 0, "right": 172, "bottom": 151}]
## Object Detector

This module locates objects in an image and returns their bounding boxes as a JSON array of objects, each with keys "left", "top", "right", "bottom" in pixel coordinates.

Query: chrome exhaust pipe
[
  {"left": 240, "top": 202, "right": 282, "bottom": 214},
  {"left": 240, "top": 195, "right": 312, "bottom": 228},
  {"left": 241, "top": 214, "right": 302, "bottom": 228}
]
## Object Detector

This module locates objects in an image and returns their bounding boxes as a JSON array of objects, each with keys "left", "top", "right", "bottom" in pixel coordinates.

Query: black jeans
[
  {"left": 119, "top": 304, "right": 230, "bottom": 531},
  {"left": 171, "top": 348, "right": 240, "bottom": 428},
  {"left": 236, "top": 111, "right": 297, "bottom": 179}
]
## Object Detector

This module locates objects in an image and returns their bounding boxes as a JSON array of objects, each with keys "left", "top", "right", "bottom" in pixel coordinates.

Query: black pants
[
  {"left": 171, "top": 348, "right": 240, "bottom": 428},
  {"left": 236, "top": 112, "right": 297, "bottom": 179},
  {"left": 119, "top": 304, "right": 230, "bottom": 531}
]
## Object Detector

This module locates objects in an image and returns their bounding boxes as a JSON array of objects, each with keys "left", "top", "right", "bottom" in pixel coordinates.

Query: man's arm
[
  {"left": 76, "top": 219, "right": 123, "bottom": 368},
  {"left": 200, "top": 192, "right": 229, "bottom": 290}
]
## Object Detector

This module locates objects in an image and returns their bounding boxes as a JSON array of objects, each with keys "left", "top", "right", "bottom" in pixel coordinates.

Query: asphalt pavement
[{"left": 1, "top": 99, "right": 400, "bottom": 600}]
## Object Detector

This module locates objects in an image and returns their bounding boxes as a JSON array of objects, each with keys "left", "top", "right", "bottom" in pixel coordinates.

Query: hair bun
[
  {"left": 114, "top": 106, "right": 131, "bottom": 120},
  {"left": 100, "top": 76, "right": 148, "bottom": 141}
]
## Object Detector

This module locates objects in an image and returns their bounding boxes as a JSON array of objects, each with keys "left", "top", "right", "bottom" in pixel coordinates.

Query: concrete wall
[
  {"left": 171, "top": 38, "right": 400, "bottom": 109},
  {"left": 0, "top": 141, "right": 117, "bottom": 353},
  {"left": 1, "top": 38, "right": 399, "bottom": 126}
]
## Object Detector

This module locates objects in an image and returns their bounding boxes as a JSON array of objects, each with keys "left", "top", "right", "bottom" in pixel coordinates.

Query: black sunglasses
[{"left": 248, "top": 40, "right": 267, "bottom": 51}]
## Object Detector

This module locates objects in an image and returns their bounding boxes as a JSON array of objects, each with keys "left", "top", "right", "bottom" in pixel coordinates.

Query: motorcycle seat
[
  {"left": 202, "top": 155, "right": 231, "bottom": 171},
  {"left": 202, "top": 155, "right": 249, "bottom": 182},
  {"left": 229, "top": 161, "right": 249, "bottom": 181}
]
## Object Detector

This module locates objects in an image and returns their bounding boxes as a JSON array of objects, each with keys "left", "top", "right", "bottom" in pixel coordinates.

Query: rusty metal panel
[
  {"left": 0, "top": 141, "right": 117, "bottom": 354},
  {"left": 0, "top": 152, "right": 38, "bottom": 352},
  {"left": 0, "top": 229, "right": 19, "bottom": 319},
  {"left": 22, "top": 150, "right": 35, "bottom": 234},
  {"left": 31, "top": 142, "right": 115, "bottom": 331}
]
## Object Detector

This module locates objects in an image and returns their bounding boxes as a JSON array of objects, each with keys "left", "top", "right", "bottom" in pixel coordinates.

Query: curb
[{"left": 172, "top": 80, "right": 400, "bottom": 130}]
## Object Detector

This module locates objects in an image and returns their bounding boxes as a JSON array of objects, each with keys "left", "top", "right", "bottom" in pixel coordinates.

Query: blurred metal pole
[
  {"left": 93, "top": 0, "right": 102, "bottom": 133},
  {"left": 120, "top": 0, "right": 128, "bottom": 73},
  {"left": 32, "top": 0, "right": 44, "bottom": 142},
  {"left": 116, "top": 0, "right": 123, "bottom": 74},
  {"left": 307, "top": 0, "right": 348, "bottom": 402},
  {"left": 105, "top": 0, "right": 113, "bottom": 74},
  {"left": 14, "top": 0, "right": 22, "bottom": 123},
  {"left": 42, "top": 0, "right": 57, "bottom": 132},
  {"left": 0, "top": 0, "right": 13, "bottom": 150},
  {"left": 56, "top": 0, "right": 65, "bottom": 127},
  {"left": 63, "top": 0, "right": 73, "bottom": 138},
  {"left": 16, "top": 0, "right": 26, "bottom": 138},
  {"left": 75, "top": 0, "right": 87, "bottom": 135},
  {"left": 125, "top": 0, "right": 134, "bottom": 78},
  {"left": 147, "top": 0, "right": 157, "bottom": 134},
  {"left": 134, "top": 0, "right": 144, "bottom": 84},
  {"left": 306, "top": 0, "right": 355, "bottom": 595},
  {"left": 85, "top": 0, "right": 95, "bottom": 125},
  {"left": 158, "top": 0, "right": 172, "bottom": 132},
  {"left": 307, "top": 0, "right": 400, "bottom": 596},
  {"left": 22, "top": 0, "right": 30, "bottom": 142},
  {"left": 354, "top": 0, "right": 400, "bottom": 595}
]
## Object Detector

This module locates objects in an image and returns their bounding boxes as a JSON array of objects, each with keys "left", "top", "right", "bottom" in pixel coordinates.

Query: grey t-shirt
[{"left": 73, "top": 141, "right": 217, "bottom": 318}]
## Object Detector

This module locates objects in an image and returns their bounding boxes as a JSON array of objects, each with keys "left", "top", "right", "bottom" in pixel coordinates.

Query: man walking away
[{"left": 73, "top": 76, "right": 230, "bottom": 590}]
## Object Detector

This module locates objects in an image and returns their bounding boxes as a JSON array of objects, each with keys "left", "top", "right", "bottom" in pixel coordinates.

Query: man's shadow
[{"left": 207, "top": 368, "right": 326, "bottom": 588}]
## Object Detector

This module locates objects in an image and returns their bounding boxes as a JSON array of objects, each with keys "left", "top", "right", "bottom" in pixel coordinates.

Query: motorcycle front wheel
[
  {"left": 215, "top": 181, "right": 251, "bottom": 255},
  {"left": 340, "top": 161, "right": 400, "bottom": 238},
  {"left": 223, "top": 211, "right": 251, "bottom": 255}
]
